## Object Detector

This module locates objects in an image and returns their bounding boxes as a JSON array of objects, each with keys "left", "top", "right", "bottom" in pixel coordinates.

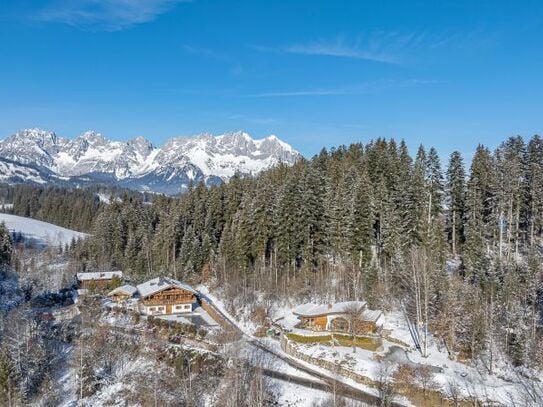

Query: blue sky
[{"left": 0, "top": 0, "right": 542, "bottom": 158}]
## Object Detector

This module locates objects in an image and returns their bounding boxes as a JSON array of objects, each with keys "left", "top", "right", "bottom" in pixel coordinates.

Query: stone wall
[
  {"left": 280, "top": 335, "right": 469, "bottom": 407},
  {"left": 280, "top": 335, "right": 377, "bottom": 387}
]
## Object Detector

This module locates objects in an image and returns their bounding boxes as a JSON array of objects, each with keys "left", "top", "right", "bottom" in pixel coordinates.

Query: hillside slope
[{"left": 0, "top": 213, "right": 88, "bottom": 246}]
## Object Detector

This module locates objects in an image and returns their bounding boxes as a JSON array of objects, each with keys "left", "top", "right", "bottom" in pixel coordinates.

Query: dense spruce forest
[{"left": 65, "top": 135, "right": 543, "bottom": 372}]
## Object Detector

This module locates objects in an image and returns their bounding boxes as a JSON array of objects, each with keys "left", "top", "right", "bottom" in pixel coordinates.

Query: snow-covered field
[
  {"left": 0, "top": 203, "right": 13, "bottom": 210},
  {"left": 0, "top": 213, "right": 88, "bottom": 246}
]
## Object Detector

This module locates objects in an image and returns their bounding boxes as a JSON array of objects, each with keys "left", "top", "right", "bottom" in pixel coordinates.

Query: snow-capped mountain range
[{"left": 0, "top": 128, "right": 300, "bottom": 194}]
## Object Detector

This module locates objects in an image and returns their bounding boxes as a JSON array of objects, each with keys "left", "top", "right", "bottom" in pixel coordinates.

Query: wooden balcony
[{"left": 142, "top": 295, "right": 195, "bottom": 306}]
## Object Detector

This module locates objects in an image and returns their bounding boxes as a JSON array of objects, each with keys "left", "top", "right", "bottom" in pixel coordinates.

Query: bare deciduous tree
[
  {"left": 343, "top": 302, "right": 365, "bottom": 352},
  {"left": 375, "top": 362, "right": 397, "bottom": 407}
]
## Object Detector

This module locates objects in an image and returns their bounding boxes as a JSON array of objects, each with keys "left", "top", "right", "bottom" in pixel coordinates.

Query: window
[
  {"left": 149, "top": 307, "right": 156, "bottom": 311},
  {"left": 331, "top": 317, "right": 349, "bottom": 332},
  {"left": 158, "top": 307, "right": 164, "bottom": 311}
]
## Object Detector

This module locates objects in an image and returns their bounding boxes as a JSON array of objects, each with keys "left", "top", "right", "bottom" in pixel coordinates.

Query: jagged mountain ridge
[{"left": 0, "top": 128, "right": 300, "bottom": 194}]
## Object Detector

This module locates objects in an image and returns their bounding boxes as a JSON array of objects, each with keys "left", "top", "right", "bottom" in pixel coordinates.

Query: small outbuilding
[
  {"left": 293, "top": 301, "right": 382, "bottom": 334},
  {"left": 108, "top": 284, "right": 137, "bottom": 302}
]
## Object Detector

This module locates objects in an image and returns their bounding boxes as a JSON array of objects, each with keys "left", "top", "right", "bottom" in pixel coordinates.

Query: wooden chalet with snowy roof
[
  {"left": 137, "top": 277, "right": 198, "bottom": 315},
  {"left": 76, "top": 271, "right": 123, "bottom": 290},
  {"left": 293, "top": 301, "right": 382, "bottom": 334}
]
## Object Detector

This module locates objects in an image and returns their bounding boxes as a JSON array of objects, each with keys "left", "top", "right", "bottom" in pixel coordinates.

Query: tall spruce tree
[
  {"left": 349, "top": 167, "right": 374, "bottom": 268},
  {"left": 526, "top": 135, "right": 543, "bottom": 246},
  {"left": 464, "top": 145, "right": 495, "bottom": 284},
  {"left": 446, "top": 151, "right": 466, "bottom": 257},
  {"left": 495, "top": 136, "right": 527, "bottom": 260},
  {"left": 409, "top": 145, "right": 428, "bottom": 245}
]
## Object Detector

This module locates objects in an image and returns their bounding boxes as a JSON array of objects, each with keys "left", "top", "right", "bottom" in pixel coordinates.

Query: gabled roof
[
  {"left": 361, "top": 309, "right": 383, "bottom": 323},
  {"left": 108, "top": 284, "right": 137, "bottom": 297},
  {"left": 293, "top": 301, "right": 367, "bottom": 317},
  {"left": 77, "top": 271, "right": 122, "bottom": 281},
  {"left": 136, "top": 277, "right": 197, "bottom": 298}
]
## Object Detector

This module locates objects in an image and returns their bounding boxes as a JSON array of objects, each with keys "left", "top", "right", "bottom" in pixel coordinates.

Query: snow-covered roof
[
  {"left": 293, "top": 301, "right": 367, "bottom": 317},
  {"left": 361, "top": 309, "right": 383, "bottom": 323},
  {"left": 136, "top": 277, "right": 197, "bottom": 298},
  {"left": 76, "top": 271, "right": 122, "bottom": 281},
  {"left": 108, "top": 284, "right": 137, "bottom": 297}
]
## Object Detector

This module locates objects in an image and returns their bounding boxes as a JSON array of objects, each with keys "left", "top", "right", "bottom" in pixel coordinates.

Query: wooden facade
[
  {"left": 140, "top": 285, "right": 197, "bottom": 315},
  {"left": 141, "top": 287, "right": 196, "bottom": 306},
  {"left": 77, "top": 271, "right": 123, "bottom": 291},
  {"left": 110, "top": 292, "right": 131, "bottom": 302},
  {"left": 79, "top": 278, "right": 114, "bottom": 290},
  {"left": 330, "top": 317, "right": 349, "bottom": 332},
  {"left": 356, "top": 320, "right": 378, "bottom": 334},
  {"left": 332, "top": 317, "right": 378, "bottom": 334},
  {"left": 299, "top": 315, "right": 328, "bottom": 331},
  {"left": 295, "top": 301, "right": 382, "bottom": 335}
]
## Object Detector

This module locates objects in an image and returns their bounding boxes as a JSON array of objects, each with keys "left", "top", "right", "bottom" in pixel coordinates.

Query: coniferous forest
[
  {"left": 64, "top": 135, "right": 543, "bottom": 371},
  {"left": 0, "top": 184, "right": 149, "bottom": 232}
]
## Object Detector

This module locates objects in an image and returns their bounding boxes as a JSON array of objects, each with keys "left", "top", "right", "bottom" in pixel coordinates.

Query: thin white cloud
[
  {"left": 253, "top": 30, "right": 480, "bottom": 65},
  {"left": 37, "top": 0, "right": 189, "bottom": 30},
  {"left": 251, "top": 79, "right": 442, "bottom": 98},
  {"left": 254, "top": 88, "right": 354, "bottom": 97},
  {"left": 284, "top": 38, "right": 398, "bottom": 64}
]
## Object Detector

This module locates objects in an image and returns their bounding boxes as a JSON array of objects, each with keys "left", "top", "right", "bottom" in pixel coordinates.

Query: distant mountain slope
[
  {"left": 0, "top": 129, "right": 300, "bottom": 194},
  {"left": 0, "top": 213, "right": 88, "bottom": 246},
  {"left": 0, "top": 157, "right": 51, "bottom": 185}
]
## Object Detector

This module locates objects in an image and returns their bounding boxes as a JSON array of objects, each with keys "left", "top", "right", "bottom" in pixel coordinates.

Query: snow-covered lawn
[
  {"left": 157, "top": 306, "right": 220, "bottom": 328},
  {"left": 0, "top": 213, "right": 88, "bottom": 246}
]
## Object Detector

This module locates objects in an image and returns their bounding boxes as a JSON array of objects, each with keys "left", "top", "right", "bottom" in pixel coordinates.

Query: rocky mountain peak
[
  {"left": 127, "top": 136, "right": 154, "bottom": 157},
  {"left": 77, "top": 130, "right": 106, "bottom": 145}
]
